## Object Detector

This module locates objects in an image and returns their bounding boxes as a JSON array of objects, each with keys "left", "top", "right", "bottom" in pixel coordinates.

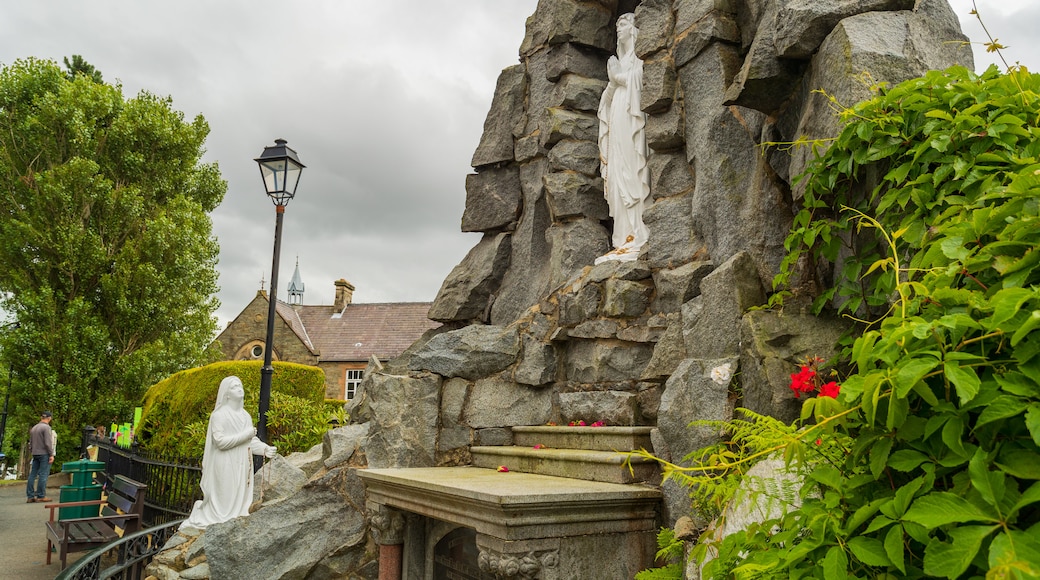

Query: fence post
[{"left": 80, "top": 426, "right": 95, "bottom": 459}]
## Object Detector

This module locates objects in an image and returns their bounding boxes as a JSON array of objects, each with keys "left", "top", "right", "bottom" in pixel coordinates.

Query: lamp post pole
[
  {"left": 254, "top": 139, "right": 305, "bottom": 443},
  {"left": 258, "top": 205, "right": 285, "bottom": 443}
]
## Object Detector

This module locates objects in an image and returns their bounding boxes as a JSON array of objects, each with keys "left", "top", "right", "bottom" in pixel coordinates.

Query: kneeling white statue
[{"left": 180, "top": 375, "right": 276, "bottom": 531}]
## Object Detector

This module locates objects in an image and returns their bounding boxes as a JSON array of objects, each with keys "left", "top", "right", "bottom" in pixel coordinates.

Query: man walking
[{"left": 26, "top": 411, "right": 55, "bottom": 503}]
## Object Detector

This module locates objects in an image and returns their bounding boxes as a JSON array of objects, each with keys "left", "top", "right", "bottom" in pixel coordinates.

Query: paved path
[{"left": 0, "top": 478, "right": 85, "bottom": 579}]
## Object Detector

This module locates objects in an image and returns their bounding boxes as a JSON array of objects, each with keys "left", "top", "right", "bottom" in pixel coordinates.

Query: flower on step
[
  {"left": 497, "top": 466, "right": 510, "bottom": 472},
  {"left": 546, "top": 421, "right": 557, "bottom": 426},
  {"left": 569, "top": 420, "right": 587, "bottom": 426},
  {"left": 590, "top": 421, "right": 605, "bottom": 427},
  {"left": 533, "top": 444, "right": 545, "bottom": 449}
]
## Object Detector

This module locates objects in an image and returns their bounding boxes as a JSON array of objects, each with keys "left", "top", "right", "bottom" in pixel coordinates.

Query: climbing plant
[{"left": 642, "top": 64, "right": 1040, "bottom": 579}]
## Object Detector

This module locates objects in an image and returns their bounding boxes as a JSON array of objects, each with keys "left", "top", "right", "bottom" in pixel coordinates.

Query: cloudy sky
[{"left": 0, "top": 1, "right": 1035, "bottom": 330}]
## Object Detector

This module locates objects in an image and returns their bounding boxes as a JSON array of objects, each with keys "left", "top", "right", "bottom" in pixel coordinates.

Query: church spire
[{"left": 287, "top": 257, "right": 305, "bottom": 305}]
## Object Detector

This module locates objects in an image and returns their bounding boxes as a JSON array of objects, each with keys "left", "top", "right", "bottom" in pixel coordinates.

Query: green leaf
[
  {"left": 969, "top": 449, "right": 1006, "bottom": 507},
  {"left": 904, "top": 492, "right": 999, "bottom": 528},
  {"left": 887, "top": 449, "right": 930, "bottom": 472},
  {"left": 895, "top": 357, "right": 940, "bottom": 398},
  {"left": 923, "top": 525, "right": 998, "bottom": 579},
  {"left": 884, "top": 525, "right": 906, "bottom": 574},
  {"left": 944, "top": 360, "right": 981, "bottom": 404},
  {"left": 976, "top": 395, "right": 1027, "bottom": 427},
  {"left": 1012, "top": 310, "right": 1040, "bottom": 346},
  {"left": 1011, "top": 481, "right": 1040, "bottom": 519},
  {"left": 988, "top": 287, "right": 1034, "bottom": 326},
  {"left": 988, "top": 530, "right": 1040, "bottom": 579},
  {"left": 871, "top": 438, "right": 893, "bottom": 480},
  {"left": 848, "top": 536, "right": 892, "bottom": 567},
  {"left": 822, "top": 545, "right": 849, "bottom": 580},
  {"left": 1026, "top": 404, "right": 1040, "bottom": 447},
  {"left": 996, "top": 450, "right": 1040, "bottom": 480}
]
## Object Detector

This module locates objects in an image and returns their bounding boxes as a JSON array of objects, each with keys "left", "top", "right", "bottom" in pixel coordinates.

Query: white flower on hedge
[{"left": 710, "top": 363, "right": 733, "bottom": 385}]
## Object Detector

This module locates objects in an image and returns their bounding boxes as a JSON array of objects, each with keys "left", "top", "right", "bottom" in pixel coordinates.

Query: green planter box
[
  {"left": 61, "top": 459, "right": 105, "bottom": 487},
  {"left": 58, "top": 483, "right": 102, "bottom": 520}
]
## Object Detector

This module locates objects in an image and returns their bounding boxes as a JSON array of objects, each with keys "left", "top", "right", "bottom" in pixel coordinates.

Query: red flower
[
  {"left": 789, "top": 366, "right": 817, "bottom": 398},
  {"left": 497, "top": 466, "right": 510, "bottom": 472},
  {"left": 819, "top": 381, "right": 840, "bottom": 399},
  {"left": 590, "top": 421, "right": 605, "bottom": 427}
]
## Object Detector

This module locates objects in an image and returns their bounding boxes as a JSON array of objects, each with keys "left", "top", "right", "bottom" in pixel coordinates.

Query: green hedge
[{"left": 138, "top": 360, "right": 340, "bottom": 457}]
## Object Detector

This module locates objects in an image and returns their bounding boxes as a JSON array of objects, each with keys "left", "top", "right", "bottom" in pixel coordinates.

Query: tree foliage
[
  {"left": 0, "top": 57, "right": 226, "bottom": 462},
  {"left": 646, "top": 65, "right": 1040, "bottom": 578}
]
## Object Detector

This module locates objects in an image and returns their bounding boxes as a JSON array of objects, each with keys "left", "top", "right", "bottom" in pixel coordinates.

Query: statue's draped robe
[
  {"left": 181, "top": 399, "right": 268, "bottom": 530},
  {"left": 597, "top": 21, "right": 650, "bottom": 261}
]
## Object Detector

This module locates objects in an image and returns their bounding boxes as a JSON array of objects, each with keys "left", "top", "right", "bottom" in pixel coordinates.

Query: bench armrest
[{"left": 43, "top": 500, "right": 107, "bottom": 521}]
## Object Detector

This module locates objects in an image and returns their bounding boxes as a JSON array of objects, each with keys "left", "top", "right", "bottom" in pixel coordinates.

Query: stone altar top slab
[{"left": 359, "top": 466, "right": 661, "bottom": 541}]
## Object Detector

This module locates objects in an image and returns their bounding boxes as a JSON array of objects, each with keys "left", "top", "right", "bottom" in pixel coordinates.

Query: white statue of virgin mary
[
  {"left": 596, "top": 13, "right": 651, "bottom": 264},
  {"left": 180, "top": 376, "right": 276, "bottom": 531}
]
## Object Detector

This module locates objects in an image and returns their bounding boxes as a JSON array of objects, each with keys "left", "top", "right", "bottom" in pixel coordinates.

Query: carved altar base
[{"left": 359, "top": 466, "right": 661, "bottom": 579}]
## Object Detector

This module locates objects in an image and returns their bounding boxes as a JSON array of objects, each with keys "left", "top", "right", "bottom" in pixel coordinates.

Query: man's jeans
[{"left": 26, "top": 454, "right": 50, "bottom": 499}]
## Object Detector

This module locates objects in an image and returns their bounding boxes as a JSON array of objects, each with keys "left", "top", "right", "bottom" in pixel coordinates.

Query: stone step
[
  {"left": 471, "top": 445, "right": 660, "bottom": 485},
  {"left": 511, "top": 425, "right": 654, "bottom": 453}
]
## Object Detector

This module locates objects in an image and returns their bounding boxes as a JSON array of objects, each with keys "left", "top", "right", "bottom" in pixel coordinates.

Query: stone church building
[{"left": 212, "top": 266, "right": 439, "bottom": 400}]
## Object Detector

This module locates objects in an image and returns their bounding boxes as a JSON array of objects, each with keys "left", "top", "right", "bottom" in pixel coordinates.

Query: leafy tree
[
  {"left": 63, "top": 54, "right": 102, "bottom": 84},
  {"left": 0, "top": 57, "right": 226, "bottom": 464}
]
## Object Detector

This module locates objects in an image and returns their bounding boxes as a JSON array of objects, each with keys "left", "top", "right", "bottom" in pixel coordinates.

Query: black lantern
[
  {"left": 255, "top": 138, "right": 305, "bottom": 206},
  {"left": 254, "top": 139, "right": 304, "bottom": 444}
]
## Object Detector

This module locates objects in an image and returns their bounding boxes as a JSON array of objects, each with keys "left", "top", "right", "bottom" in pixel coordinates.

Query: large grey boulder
[
  {"left": 462, "top": 166, "right": 522, "bottom": 233},
  {"left": 471, "top": 65, "right": 527, "bottom": 168},
  {"left": 360, "top": 372, "right": 441, "bottom": 469},
  {"left": 774, "top": 0, "right": 917, "bottom": 58},
  {"left": 206, "top": 467, "right": 372, "bottom": 580},
  {"left": 463, "top": 372, "right": 552, "bottom": 428},
  {"left": 520, "top": 0, "right": 615, "bottom": 55},
  {"left": 252, "top": 455, "right": 307, "bottom": 506},
  {"left": 322, "top": 423, "right": 371, "bottom": 469},
  {"left": 739, "top": 310, "right": 850, "bottom": 424},
  {"left": 657, "top": 357, "right": 737, "bottom": 469},
  {"left": 683, "top": 252, "right": 766, "bottom": 359},
  {"left": 428, "top": 233, "right": 511, "bottom": 324},
  {"left": 408, "top": 324, "right": 520, "bottom": 380}
]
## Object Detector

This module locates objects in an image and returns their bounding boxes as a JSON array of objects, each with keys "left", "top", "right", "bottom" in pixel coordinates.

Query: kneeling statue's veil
[{"left": 181, "top": 375, "right": 276, "bottom": 531}]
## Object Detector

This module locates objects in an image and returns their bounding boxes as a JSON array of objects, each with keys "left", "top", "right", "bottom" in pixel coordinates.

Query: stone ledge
[
  {"left": 359, "top": 467, "right": 661, "bottom": 541},
  {"left": 512, "top": 425, "right": 654, "bottom": 452}
]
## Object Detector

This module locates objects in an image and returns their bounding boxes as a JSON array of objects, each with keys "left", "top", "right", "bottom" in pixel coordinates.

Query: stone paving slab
[{"left": 0, "top": 479, "right": 85, "bottom": 579}]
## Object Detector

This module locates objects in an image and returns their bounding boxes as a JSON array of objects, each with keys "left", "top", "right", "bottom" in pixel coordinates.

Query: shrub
[
  {"left": 646, "top": 65, "right": 1040, "bottom": 578},
  {"left": 138, "top": 360, "right": 335, "bottom": 456}
]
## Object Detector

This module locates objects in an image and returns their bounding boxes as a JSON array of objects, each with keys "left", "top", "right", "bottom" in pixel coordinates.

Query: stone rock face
[
  {"left": 206, "top": 467, "right": 372, "bottom": 579},
  {"left": 187, "top": 2, "right": 976, "bottom": 577},
  {"left": 740, "top": 310, "right": 851, "bottom": 424},
  {"left": 408, "top": 324, "right": 520, "bottom": 380}
]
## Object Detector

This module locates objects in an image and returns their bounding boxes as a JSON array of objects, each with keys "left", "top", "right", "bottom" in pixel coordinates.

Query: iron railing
[
  {"left": 88, "top": 435, "right": 202, "bottom": 526},
  {"left": 54, "top": 518, "right": 184, "bottom": 580}
]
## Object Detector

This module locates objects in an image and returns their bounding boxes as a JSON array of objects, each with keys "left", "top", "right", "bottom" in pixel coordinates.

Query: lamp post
[{"left": 254, "top": 139, "right": 305, "bottom": 443}]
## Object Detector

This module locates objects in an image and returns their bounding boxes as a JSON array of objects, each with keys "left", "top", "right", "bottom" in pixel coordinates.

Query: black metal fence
[
  {"left": 54, "top": 517, "right": 183, "bottom": 580},
  {"left": 87, "top": 434, "right": 202, "bottom": 526}
]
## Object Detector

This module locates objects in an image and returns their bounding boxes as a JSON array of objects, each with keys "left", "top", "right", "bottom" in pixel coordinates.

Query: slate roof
[{"left": 279, "top": 301, "right": 438, "bottom": 362}]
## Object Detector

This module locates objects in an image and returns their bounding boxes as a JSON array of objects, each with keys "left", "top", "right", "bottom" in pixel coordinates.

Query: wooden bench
[{"left": 44, "top": 474, "right": 148, "bottom": 569}]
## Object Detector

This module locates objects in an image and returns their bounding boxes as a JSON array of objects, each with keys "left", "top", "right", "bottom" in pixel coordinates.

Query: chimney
[{"left": 334, "top": 278, "right": 355, "bottom": 311}]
